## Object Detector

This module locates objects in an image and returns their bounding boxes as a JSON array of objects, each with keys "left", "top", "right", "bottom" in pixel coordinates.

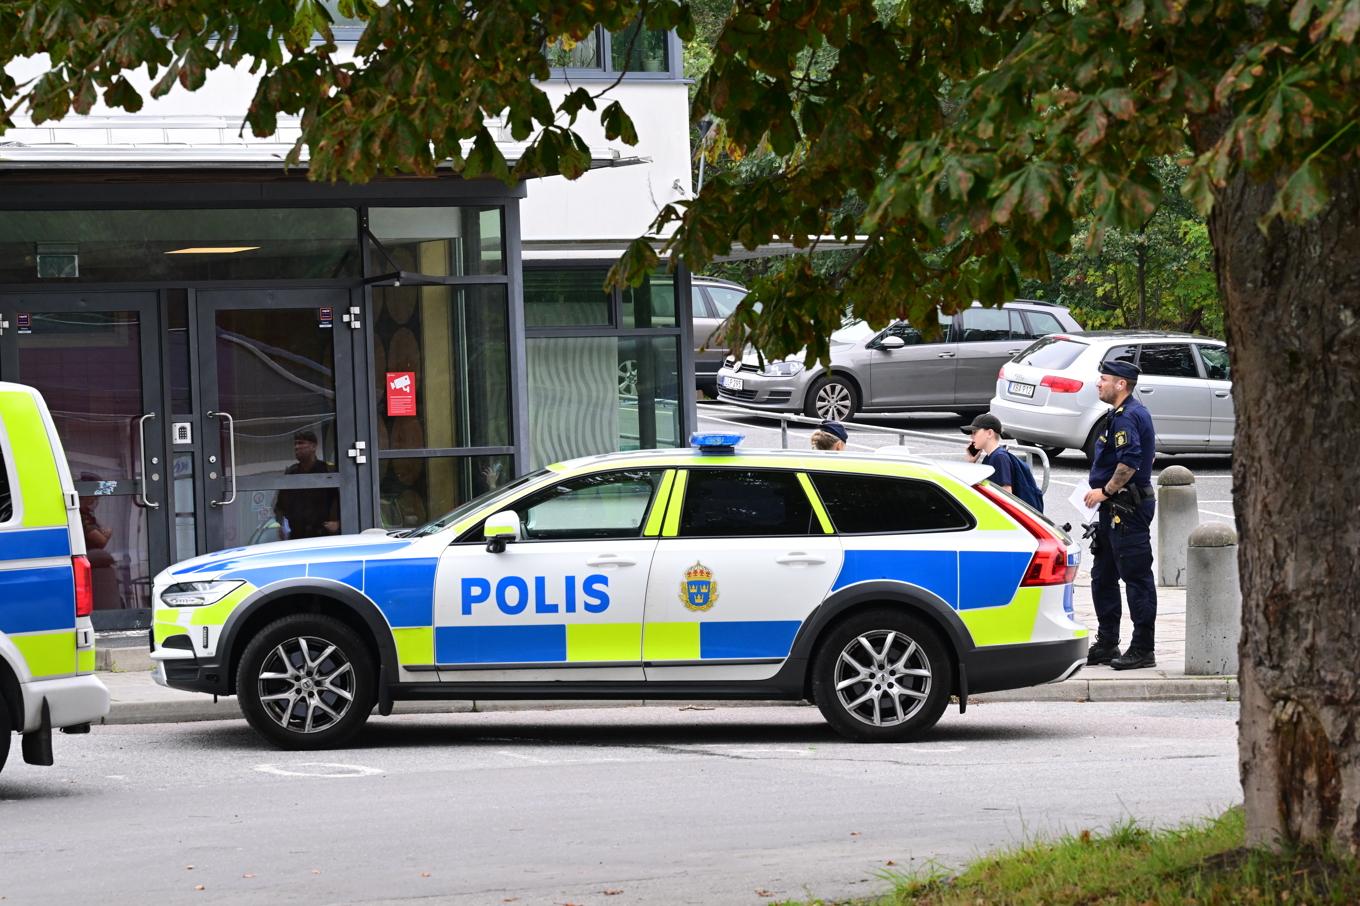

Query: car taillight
[
  {"left": 997, "top": 366, "right": 1006, "bottom": 380},
  {"left": 73, "top": 555, "right": 94, "bottom": 617},
  {"left": 1040, "top": 375, "right": 1083, "bottom": 393},
  {"left": 976, "top": 485, "right": 1076, "bottom": 586}
]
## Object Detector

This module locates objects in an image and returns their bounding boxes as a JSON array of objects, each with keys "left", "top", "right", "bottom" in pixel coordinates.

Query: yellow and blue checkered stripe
[{"left": 431, "top": 620, "right": 802, "bottom": 664}]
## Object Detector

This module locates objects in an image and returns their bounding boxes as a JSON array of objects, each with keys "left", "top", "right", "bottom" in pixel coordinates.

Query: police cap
[
  {"left": 819, "top": 420, "right": 849, "bottom": 442},
  {"left": 1100, "top": 360, "right": 1141, "bottom": 382}
]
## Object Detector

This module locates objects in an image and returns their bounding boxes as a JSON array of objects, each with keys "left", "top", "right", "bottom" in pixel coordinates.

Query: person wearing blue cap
[
  {"left": 811, "top": 419, "right": 848, "bottom": 451},
  {"left": 1082, "top": 359, "right": 1158, "bottom": 670}
]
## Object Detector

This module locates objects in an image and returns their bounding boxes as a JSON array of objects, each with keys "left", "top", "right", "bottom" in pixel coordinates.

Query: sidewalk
[{"left": 93, "top": 581, "right": 1237, "bottom": 726}]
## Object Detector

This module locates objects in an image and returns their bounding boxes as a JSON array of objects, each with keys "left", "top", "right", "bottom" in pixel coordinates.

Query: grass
[{"left": 782, "top": 808, "right": 1360, "bottom": 906}]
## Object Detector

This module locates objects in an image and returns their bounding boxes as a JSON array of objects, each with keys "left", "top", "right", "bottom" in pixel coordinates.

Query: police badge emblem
[{"left": 679, "top": 561, "right": 719, "bottom": 612}]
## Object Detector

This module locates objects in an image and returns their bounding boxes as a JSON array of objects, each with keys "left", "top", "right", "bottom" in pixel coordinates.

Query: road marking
[
  {"left": 255, "top": 762, "right": 384, "bottom": 778},
  {"left": 1199, "top": 510, "right": 1235, "bottom": 518}
]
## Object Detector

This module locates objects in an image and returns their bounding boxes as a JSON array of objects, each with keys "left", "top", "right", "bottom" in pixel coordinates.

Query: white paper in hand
[{"left": 1068, "top": 483, "right": 1099, "bottom": 526}]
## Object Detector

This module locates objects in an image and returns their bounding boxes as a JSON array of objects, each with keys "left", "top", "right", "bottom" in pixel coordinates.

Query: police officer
[{"left": 1082, "top": 360, "right": 1158, "bottom": 670}]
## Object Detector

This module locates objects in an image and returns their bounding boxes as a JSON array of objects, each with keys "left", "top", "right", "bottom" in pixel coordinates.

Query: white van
[{"left": 0, "top": 381, "right": 109, "bottom": 775}]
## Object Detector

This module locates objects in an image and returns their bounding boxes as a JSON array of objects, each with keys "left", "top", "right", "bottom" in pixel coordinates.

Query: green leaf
[
  {"left": 1258, "top": 90, "right": 1284, "bottom": 151},
  {"left": 606, "top": 237, "right": 661, "bottom": 291},
  {"left": 1289, "top": 0, "right": 1316, "bottom": 32},
  {"left": 601, "top": 101, "right": 639, "bottom": 145},
  {"left": 1118, "top": 0, "right": 1145, "bottom": 31},
  {"left": 1260, "top": 159, "right": 1329, "bottom": 230}
]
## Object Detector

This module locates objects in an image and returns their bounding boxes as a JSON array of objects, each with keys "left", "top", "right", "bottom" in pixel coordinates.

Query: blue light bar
[{"left": 690, "top": 432, "right": 744, "bottom": 454}]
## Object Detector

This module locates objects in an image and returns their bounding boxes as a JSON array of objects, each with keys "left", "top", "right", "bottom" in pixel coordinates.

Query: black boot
[
  {"left": 1086, "top": 638, "right": 1120, "bottom": 666},
  {"left": 1110, "top": 648, "right": 1156, "bottom": 670}
]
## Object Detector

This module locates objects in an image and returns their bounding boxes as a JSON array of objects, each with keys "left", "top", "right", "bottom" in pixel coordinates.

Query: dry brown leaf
[
  {"left": 755, "top": 889, "right": 774, "bottom": 898},
  {"left": 420, "top": 872, "right": 431, "bottom": 878},
  {"left": 885, "top": 859, "right": 896, "bottom": 866},
  {"left": 242, "top": 874, "right": 255, "bottom": 879},
  {"left": 604, "top": 890, "right": 624, "bottom": 896},
  {"left": 194, "top": 885, "right": 205, "bottom": 892}
]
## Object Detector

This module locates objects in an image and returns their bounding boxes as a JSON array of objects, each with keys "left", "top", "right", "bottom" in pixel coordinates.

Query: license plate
[
  {"left": 1008, "top": 381, "right": 1035, "bottom": 398},
  {"left": 720, "top": 375, "right": 744, "bottom": 391}
]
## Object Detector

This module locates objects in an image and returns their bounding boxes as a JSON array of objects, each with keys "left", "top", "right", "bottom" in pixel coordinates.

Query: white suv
[{"left": 991, "top": 332, "right": 1233, "bottom": 459}]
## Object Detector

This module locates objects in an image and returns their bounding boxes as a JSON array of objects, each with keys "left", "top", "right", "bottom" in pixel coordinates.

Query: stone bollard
[
  {"left": 1156, "top": 466, "right": 1198, "bottom": 586},
  {"left": 1185, "top": 522, "right": 1241, "bottom": 676}
]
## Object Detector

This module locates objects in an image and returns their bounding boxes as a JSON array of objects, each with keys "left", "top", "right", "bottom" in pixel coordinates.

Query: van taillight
[
  {"left": 976, "top": 485, "right": 1076, "bottom": 586},
  {"left": 1040, "top": 375, "right": 1083, "bottom": 393},
  {"left": 73, "top": 555, "right": 93, "bottom": 617}
]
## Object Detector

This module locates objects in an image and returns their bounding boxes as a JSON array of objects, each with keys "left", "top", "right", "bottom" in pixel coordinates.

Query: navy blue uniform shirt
[{"left": 1089, "top": 395, "right": 1156, "bottom": 489}]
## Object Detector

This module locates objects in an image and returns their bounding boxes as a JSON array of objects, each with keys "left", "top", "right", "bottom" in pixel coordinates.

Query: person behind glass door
[{"left": 273, "top": 430, "right": 339, "bottom": 539}]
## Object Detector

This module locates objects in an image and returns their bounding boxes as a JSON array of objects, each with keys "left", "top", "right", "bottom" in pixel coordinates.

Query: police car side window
[
  {"left": 0, "top": 440, "right": 11, "bottom": 523},
  {"left": 509, "top": 469, "right": 665, "bottom": 541},
  {"left": 808, "top": 473, "right": 972, "bottom": 533},
  {"left": 678, "top": 469, "right": 818, "bottom": 537}
]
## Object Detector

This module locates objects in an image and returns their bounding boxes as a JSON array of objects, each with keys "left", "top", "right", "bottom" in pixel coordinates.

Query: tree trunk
[
  {"left": 1207, "top": 165, "right": 1360, "bottom": 854},
  {"left": 1136, "top": 223, "right": 1148, "bottom": 328}
]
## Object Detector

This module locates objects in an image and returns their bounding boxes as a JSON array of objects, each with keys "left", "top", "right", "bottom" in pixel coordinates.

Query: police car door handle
[
  {"left": 587, "top": 554, "right": 636, "bottom": 568},
  {"left": 207, "top": 410, "right": 238, "bottom": 507},
  {"left": 936, "top": 351, "right": 955, "bottom": 358},
  {"left": 136, "top": 412, "right": 160, "bottom": 509},
  {"left": 776, "top": 552, "right": 827, "bottom": 566}
]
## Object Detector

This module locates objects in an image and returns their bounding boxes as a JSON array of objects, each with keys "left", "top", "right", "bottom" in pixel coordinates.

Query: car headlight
[
  {"left": 762, "top": 361, "right": 805, "bottom": 377},
  {"left": 160, "top": 580, "right": 245, "bottom": 608}
]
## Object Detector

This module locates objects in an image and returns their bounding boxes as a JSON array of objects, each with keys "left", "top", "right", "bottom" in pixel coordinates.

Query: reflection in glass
[
  {"left": 610, "top": 21, "right": 669, "bottom": 72},
  {"left": 0, "top": 208, "right": 359, "bottom": 282},
  {"left": 77, "top": 491, "right": 151, "bottom": 612},
  {"left": 215, "top": 308, "right": 337, "bottom": 479},
  {"left": 379, "top": 454, "right": 513, "bottom": 530},
  {"left": 545, "top": 29, "right": 601, "bottom": 68},
  {"left": 621, "top": 271, "right": 678, "bottom": 328},
  {"left": 373, "top": 285, "right": 510, "bottom": 450},
  {"left": 272, "top": 431, "right": 340, "bottom": 540},
  {"left": 527, "top": 336, "right": 680, "bottom": 468},
  {"left": 172, "top": 453, "right": 198, "bottom": 562},
  {"left": 18, "top": 311, "right": 143, "bottom": 480},
  {"left": 367, "top": 206, "right": 504, "bottom": 277},
  {"left": 523, "top": 268, "right": 611, "bottom": 327}
]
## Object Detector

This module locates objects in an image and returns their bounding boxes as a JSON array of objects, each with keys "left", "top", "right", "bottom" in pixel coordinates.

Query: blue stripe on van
[
  {"left": 0, "top": 565, "right": 75, "bottom": 634},
  {"left": 0, "top": 527, "right": 71, "bottom": 561}
]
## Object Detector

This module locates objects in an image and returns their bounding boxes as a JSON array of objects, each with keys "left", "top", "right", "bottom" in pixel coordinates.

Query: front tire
[
  {"left": 812, "top": 609, "right": 952, "bottom": 742},
  {"left": 804, "top": 375, "right": 859, "bottom": 421},
  {"left": 237, "top": 614, "right": 377, "bottom": 750}
]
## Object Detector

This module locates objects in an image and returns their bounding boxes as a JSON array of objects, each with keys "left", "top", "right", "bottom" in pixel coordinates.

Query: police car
[
  {"left": 150, "top": 435, "right": 1087, "bottom": 748},
  {"left": 0, "top": 382, "right": 109, "bottom": 774}
]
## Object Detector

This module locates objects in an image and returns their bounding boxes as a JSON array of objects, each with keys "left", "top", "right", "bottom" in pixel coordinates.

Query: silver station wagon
[{"left": 715, "top": 301, "right": 1082, "bottom": 421}]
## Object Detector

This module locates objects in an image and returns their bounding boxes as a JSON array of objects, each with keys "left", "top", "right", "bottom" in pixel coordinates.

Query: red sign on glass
[{"left": 386, "top": 371, "right": 416, "bottom": 416}]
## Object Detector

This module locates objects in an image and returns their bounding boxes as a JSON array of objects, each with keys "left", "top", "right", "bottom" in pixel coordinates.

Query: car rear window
[
  {"left": 808, "top": 473, "right": 971, "bottom": 534},
  {"left": 678, "top": 469, "right": 819, "bottom": 537},
  {"left": 1015, "top": 336, "right": 1087, "bottom": 370}
]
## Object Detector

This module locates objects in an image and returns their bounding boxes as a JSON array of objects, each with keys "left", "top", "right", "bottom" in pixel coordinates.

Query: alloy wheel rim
[
  {"left": 816, "top": 383, "right": 852, "bottom": 420},
  {"left": 256, "top": 635, "right": 356, "bottom": 734},
  {"left": 833, "top": 630, "right": 932, "bottom": 727}
]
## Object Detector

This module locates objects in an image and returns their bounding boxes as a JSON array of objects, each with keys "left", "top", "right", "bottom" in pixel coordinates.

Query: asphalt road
[
  {"left": 1, "top": 701, "right": 1240, "bottom": 905},
  {"left": 696, "top": 405, "right": 1236, "bottom": 532}
]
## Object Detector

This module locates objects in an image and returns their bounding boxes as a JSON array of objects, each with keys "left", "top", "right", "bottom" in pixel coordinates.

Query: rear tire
[
  {"left": 0, "top": 695, "right": 11, "bottom": 775},
  {"left": 237, "top": 614, "right": 377, "bottom": 751},
  {"left": 812, "top": 609, "right": 952, "bottom": 743},
  {"left": 804, "top": 375, "right": 859, "bottom": 421}
]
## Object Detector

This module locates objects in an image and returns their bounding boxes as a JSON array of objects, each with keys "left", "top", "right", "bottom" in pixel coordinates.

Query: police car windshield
[{"left": 404, "top": 468, "right": 550, "bottom": 537}]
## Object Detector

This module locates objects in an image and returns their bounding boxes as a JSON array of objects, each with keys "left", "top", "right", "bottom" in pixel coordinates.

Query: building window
[
  {"left": 526, "top": 335, "right": 680, "bottom": 469},
  {"left": 368, "top": 206, "right": 504, "bottom": 277},
  {"left": 544, "top": 23, "right": 671, "bottom": 76},
  {"left": 379, "top": 454, "right": 514, "bottom": 530},
  {"left": 0, "top": 208, "right": 360, "bottom": 283},
  {"left": 523, "top": 268, "right": 612, "bottom": 328}
]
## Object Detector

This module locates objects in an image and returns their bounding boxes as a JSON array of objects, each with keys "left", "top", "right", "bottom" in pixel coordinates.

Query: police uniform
[{"left": 1087, "top": 361, "right": 1158, "bottom": 669}]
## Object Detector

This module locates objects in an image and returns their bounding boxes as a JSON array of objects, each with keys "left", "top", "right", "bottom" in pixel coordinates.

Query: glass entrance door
[
  {"left": 195, "top": 290, "right": 361, "bottom": 551},
  {"left": 0, "top": 292, "right": 170, "bottom": 630}
]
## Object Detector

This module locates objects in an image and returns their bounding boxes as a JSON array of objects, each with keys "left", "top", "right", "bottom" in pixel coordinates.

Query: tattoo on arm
[{"left": 1106, "top": 463, "right": 1136, "bottom": 493}]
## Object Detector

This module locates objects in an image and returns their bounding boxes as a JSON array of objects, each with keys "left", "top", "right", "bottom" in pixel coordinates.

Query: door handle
[
  {"left": 1214, "top": 390, "right": 1230, "bottom": 398},
  {"left": 207, "top": 410, "right": 237, "bottom": 507},
  {"left": 1006, "top": 349, "right": 1021, "bottom": 355},
  {"left": 775, "top": 552, "right": 827, "bottom": 566},
  {"left": 1138, "top": 388, "right": 1154, "bottom": 394},
  {"left": 136, "top": 412, "right": 160, "bottom": 510},
  {"left": 587, "top": 555, "right": 636, "bottom": 568},
  {"left": 936, "top": 352, "right": 956, "bottom": 359}
]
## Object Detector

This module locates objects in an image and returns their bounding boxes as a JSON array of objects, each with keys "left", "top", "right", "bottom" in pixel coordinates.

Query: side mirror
[
  {"left": 877, "top": 334, "right": 907, "bottom": 350},
  {"left": 484, "top": 510, "right": 521, "bottom": 553}
]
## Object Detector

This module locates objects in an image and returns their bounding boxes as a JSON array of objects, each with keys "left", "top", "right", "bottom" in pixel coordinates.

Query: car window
[
  {"left": 707, "top": 286, "right": 746, "bottom": 318},
  {"left": 1197, "top": 345, "right": 1230, "bottom": 381},
  {"left": 1138, "top": 343, "right": 1200, "bottom": 378},
  {"left": 1010, "top": 311, "right": 1035, "bottom": 340},
  {"left": 884, "top": 312, "right": 952, "bottom": 345},
  {"left": 808, "top": 473, "right": 971, "bottom": 533},
  {"left": 678, "top": 469, "right": 818, "bottom": 537},
  {"left": 1101, "top": 344, "right": 1138, "bottom": 367},
  {"left": 1023, "top": 310, "right": 1065, "bottom": 337},
  {"left": 512, "top": 469, "right": 666, "bottom": 540},
  {"left": 691, "top": 288, "right": 710, "bottom": 318},
  {"left": 1016, "top": 336, "right": 1087, "bottom": 369},
  {"left": 959, "top": 308, "right": 1011, "bottom": 342},
  {"left": 0, "top": 434, "right": 11, "bottom": 523}
]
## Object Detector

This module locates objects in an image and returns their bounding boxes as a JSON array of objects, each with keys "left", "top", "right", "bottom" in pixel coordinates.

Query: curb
[{"left": 100, "top": 677, "right": 1239, "bottom": 726}]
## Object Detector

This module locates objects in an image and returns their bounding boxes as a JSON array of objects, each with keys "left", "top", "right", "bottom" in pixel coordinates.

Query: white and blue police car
[{"left": 150, "top": 434, "right": 1087, "bottom": 747}]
